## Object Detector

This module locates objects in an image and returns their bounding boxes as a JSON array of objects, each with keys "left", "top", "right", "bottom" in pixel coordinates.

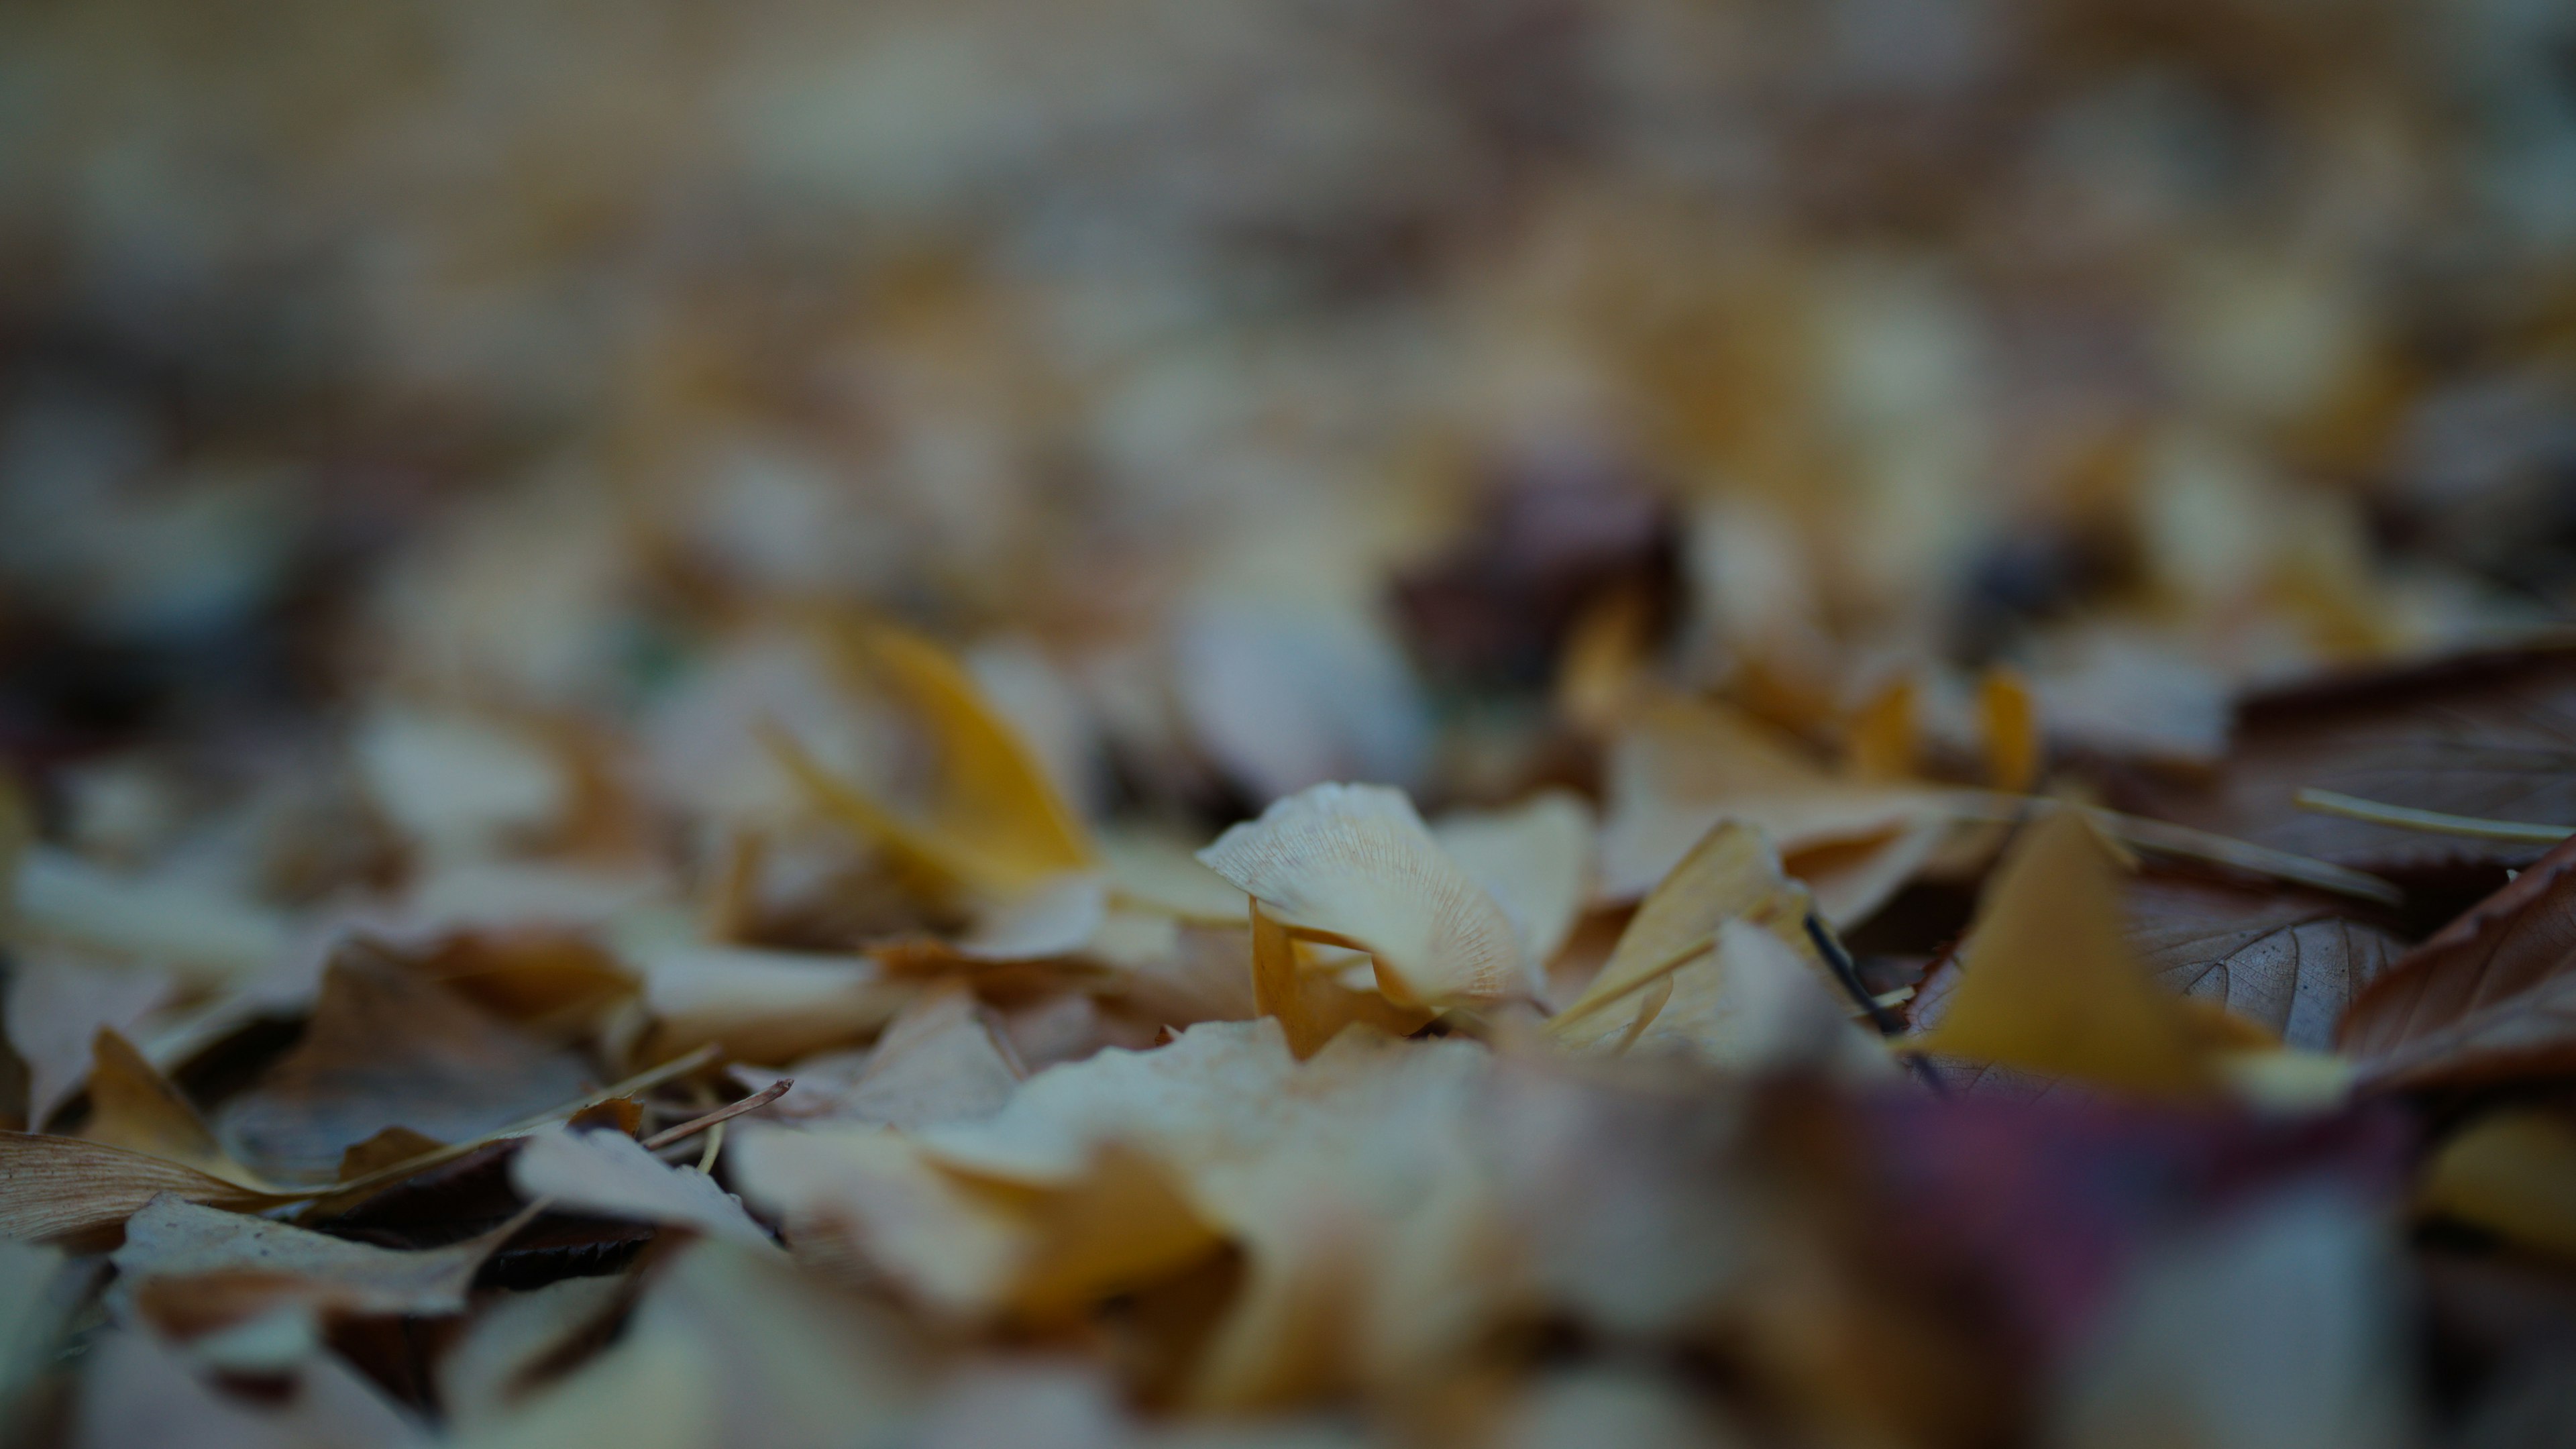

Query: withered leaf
[
  {"left": 111, "top": 1194, "right": 517, "bottom": 1339},
  {"left": 2116, "top": 647, "right": 2576, "bottom": 880},
  {"left": 2337, "top": 835, "right": 2576, "bottom": 1087},
  {"left": 508, "top": 1128, "right": 773, "bottom": 1248},
  {"left": 2124, "top": 875, "right": 2406, "bottom": 1053},
  {"left": 218, "top": 951, "right": 593, "bottom": 1185}
]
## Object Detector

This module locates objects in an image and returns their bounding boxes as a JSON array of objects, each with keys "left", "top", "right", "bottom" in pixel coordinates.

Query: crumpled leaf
[
  {"left": 217, "top": 951, "right": 594, "bottom": 1185},
  {"left": 2338, "top": 834, "right": 2576, "bottom": 1087},
  {"left": 1909, "top": 810, "right": 2218, "bottom": 1098},
  {"left": 1249, "top": 900, "right": 1434, "bottom": 1061},
  {"left": 1430, "top": 790, "right": 1595, "bottom": 973},
  {"left": 1198, "top": 782, "right": 1530, "bottom": 1006}
]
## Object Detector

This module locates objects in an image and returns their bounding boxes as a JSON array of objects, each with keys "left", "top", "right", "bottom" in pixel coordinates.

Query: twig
[
  {"left": 2294, "top": 788, "right": 2571, "bottom": 845},
  {"left": 1805, "top": 912, "right": 1947, "bottom": 1095},
  {"left": 640, "top": 1078, "right": 793, "bottom": 1151}
]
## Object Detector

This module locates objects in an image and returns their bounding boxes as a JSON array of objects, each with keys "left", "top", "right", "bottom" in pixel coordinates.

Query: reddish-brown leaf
[
  {"left": 2338, "top": 835, "right": 2576, "bottom": 1087},
  {"left": 2114, "top": 647, "right": 2576, "bottom": 883}
]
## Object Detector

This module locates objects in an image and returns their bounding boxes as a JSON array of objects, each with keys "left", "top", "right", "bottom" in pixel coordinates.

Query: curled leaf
[{"left": 1199, "top": 783, "right": 1529, "bottom": 1006}]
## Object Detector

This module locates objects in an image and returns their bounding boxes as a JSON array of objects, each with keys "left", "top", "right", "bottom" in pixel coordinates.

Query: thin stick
[
  {"left": 2294, "top": 788, "right": 2572, "bottom": 845},
  {"left": 641, "top": 1078, "right": 792, "bottom": 1151},
  {"left": 1805, "top": 912, "right": 1947, "bottom": 1095}
]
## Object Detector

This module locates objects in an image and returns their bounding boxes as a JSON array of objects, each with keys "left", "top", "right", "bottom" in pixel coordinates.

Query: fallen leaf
[
  {"left": 1249, "top": 900, "right": 1434, "bottom": 1061},
  {"left": 2117, "top": 647, "right": 2576, "bottom": 879},
  {"left": 2337, "top": 835, "right": 2576, "bottom": 1087},
  {"left": 82, "top": 1029, "right": 268, "bottom": 1189},
  {"left": 217, "top": 950, "right": 594, "bottom": 1185},
  {"left": 816, "top": 979, "right": 1022, "bottom": 1129},
  {"left": 1595, "top": 696, "right": 1943, "bottom": 902},
  {"left": 1551, "top": 821, "right": 1815, "bottom": 1030},
  {"left": 4, "top": 953, "right": 170, "bottom": 1128},
  {"left": 11, "top": 848, "right": 292, "bottom": 985},
  {"left": 74, "top": 1327, "right": 429, "bottom": 1449},
  {"left": 1908, "top": 811, "right": 2218, "bottom": 1097},
  {"left": 508, "top": 1127, "right": 773, "bottom": 1246},
  {"left": 435, "top": 1275, "right": 634, "bottom": 1432},
  {"left": 0, "top": 1238, "right": 76, "bottom": 1418},
  {"left": 2124, "top": 875, "right": 2406, "bottom": 1052},
  {"left": 109, "top": 1193, "right": 517, "bottom": 1342},
  {"left": 631, "top": 942, "right": 910, "bottom": 1065},
  {"left": 1980, "top": 666, "right": 2042, "bottom": 794},
  {"left": 2415, "top": 1110, "right": 2576, "bottom": 1263},
  {"left": 1199, "top": 782, "right": 1531, "bottom": 1006},
  {"left": 1430, "top": 790, "right": 1595, "bottom": 973},
  {"left": 792, "top": 617, "right": 1095, "bottom": 899},
  {"left": 0, "top": 1133, "right": 288, "bottom": 1247}
]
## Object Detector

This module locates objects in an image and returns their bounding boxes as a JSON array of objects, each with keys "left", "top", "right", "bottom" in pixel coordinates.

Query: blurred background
[{"left": 3, "top": 0, "right": 2575, "bottom": 844}]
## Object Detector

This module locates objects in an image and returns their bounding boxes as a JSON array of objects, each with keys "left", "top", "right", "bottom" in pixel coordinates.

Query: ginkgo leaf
[
  {"left": 2415, "top": 1110, "right": 2576, "bottom": 1263},
  {"left": 787, "top": 617, "right": 1094, "bottom": 899},
  {"left": 6, "top": 956, "right": 171, "bottom": 1129},
  {"left": 1249, "top": 900, "right": 1432, "bottom": 1061},
  {"left": 83, "top": 1029, "right": 270, "bottom": 1190},
  {"left": 1553, "top": 821, "right": 1813, "bottom": 1030},
  {"left": 508, "top": 1127, "right": 774, "bottom": 1247},
  {"left": 1198, "top": 783, "right": 1530, "bottom": 1006},
  {"left": 1430, "top": 790, "right": 1595, "bottom": 973},
  {"left": 1596, "top": 696, "right": 1945, "bottom": 902},
  {"left": 111, "top": 1193, "right": 520, "bottom": 1340},
  {"left": 2337, "top": 835, "right": 2576, "bottom": 1087},
  {"left": 1980, "top": 665, "right": 2042, "bottom": 793},
  {"left": 1907, "top": 809, "right": 2218, "bottom": 1097},
  {"left": 0, "top": 1134, "right": 290, "bottom": 1248}
]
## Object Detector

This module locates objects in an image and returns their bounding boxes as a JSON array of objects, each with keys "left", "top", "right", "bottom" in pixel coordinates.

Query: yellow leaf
[
  {"left": 1907, "top": 810, "right": 2216, "bottom": 1097},
  {"left": 1553, "top": 821, "right": 1809, "bottom": 1030},
  {"left": 825, "top": 618, "right": 1094, "bottom": 893},
  {"left": 1249, "top": 900, "right": 1430, "bottom": 1061},
  {"left": 1844, "top": 676, "right": 1919, "bottom": 781},
  {"left": 1978, "top": 665, "right": 2041, "bottom": 793},
  {"left": 1199, "top": 783, "right": 1529, "bottom": 1007},
  {"left": 2417, "top": 1111, "right": 2576, "bottom": 1263}
]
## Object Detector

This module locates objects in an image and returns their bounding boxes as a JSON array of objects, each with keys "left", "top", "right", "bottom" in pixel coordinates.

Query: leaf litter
[{"left": 5, "top": 2, "right": 2576, "bottom": 1445}]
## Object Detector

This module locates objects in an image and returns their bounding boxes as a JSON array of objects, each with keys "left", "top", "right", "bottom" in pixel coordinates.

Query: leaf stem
[{"left": 2294, "top": 788, "right": 2572, "bottom": 845}]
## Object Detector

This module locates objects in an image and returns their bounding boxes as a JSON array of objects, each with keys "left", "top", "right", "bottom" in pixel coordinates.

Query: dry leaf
[
  {"left": 1430, "top": 790, "right": 1595, "bottom": 973},
  {"left": 217, "top": 951, "right": 594, "bottom": 1184},
  {"left": 2415, "top": 1110, "right": 2576, "bottom": 1263},
  {"left": 1980, "top": 666, "right": 2042, "bottom": 794},
  {"left": 82, "top": 1029, "right": 268, "bottom": 1189},
  {"left": 1248, "top": 900, "right": 1434, "bottom": 1061},
  {"left": 0, "top": 1133, "right": 288, "bottom": 1247},
  {"left": 2124, "top": 875, "right": 2405, "bottom": 1052},
  {"left": 110, "top": 1193, "right": 516, "bottom": 1342},
  {"left": 5, "top": 953, "right": 170, "bottom": 1128},
  {"left": 1596, "top": 697, "right": 1942, "bottom": 902},
  {"left": 1198, "top": 783, "right": 1529, "bottom": 1006},
  {"left": 1552, "top": 821, "right": 1813, "bottom": 1029},
  {"left": 1909, "top": 811, "right": 2218, "bottom": 1097},
  {"left": 2118, "top": 647, "right": 2576, "bottom": 879},
  {"left": 633, "top": 942, "right": 910, "bottom": 1065},
  {"left": 435, "top": 1276, "right": 634, "bottom": 1431},
  {"left": 2337, "top": 835, "right": 2576, "bottom": 1087},
  {"left": 75, "top": 1328, "right": 428, "bottom": 1449},
  {"left": 509, "top": 1127, "right": 773, "bottom": 1246}
]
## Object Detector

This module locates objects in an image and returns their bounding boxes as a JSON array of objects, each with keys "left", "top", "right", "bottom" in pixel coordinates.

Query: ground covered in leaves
[{"left": 4, "top": 0, "right": 2576, "bottom": 1446}]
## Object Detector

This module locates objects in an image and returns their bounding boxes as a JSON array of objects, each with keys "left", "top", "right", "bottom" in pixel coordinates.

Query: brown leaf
[
  {"left": 0, "top": 1133, "right": 288, "bottom": 1248},
  {"left": 3, "top": 954, "right": 170, "bottom": 1130},
  {"left": 2116, "top": 647, "right": 2576, "bottom": 881},
  {"left": 111, "top": 1194, "right": 518, "bottom": 1340},
  {"left": 2123, "top": 875, "right": 2406, "bottom": 1053},
  {"left": 2338, "top": 835, "right": 2576, "bottom": 1087},
  {"left": 217, "top": 950, "right": 594, "bottom": 1185}
]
